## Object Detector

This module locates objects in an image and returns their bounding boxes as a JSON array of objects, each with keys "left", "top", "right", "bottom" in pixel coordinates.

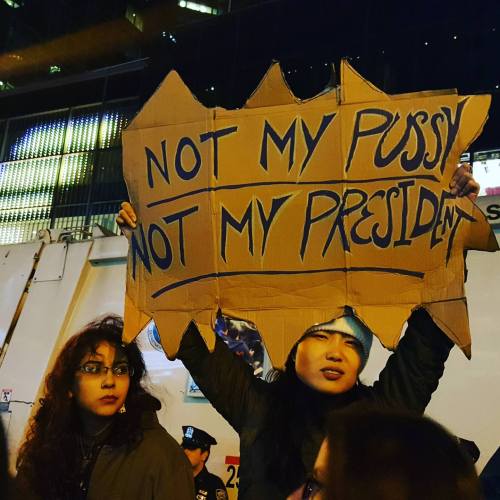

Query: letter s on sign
[{"left": 486, "top": 204, "right": 500, "bottom": 221}]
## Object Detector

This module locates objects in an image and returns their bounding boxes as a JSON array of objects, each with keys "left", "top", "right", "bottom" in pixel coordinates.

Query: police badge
[{"left": 216, "top": 489, "right": 227, "bottom": 500}]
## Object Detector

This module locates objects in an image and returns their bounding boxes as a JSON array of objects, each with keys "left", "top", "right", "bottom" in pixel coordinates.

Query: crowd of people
[{"left": 0, "top": 165, "right": 496, "bottom": 499}]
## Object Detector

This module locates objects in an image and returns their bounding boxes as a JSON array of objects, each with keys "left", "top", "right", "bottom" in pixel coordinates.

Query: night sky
[{"left": 1, "top": 0, "right": 500, "bottom": 150}]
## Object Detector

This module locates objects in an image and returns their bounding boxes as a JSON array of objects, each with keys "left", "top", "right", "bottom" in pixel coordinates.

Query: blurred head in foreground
[{"left": 298, "top": 409, "right": 481, "bottom": 500}]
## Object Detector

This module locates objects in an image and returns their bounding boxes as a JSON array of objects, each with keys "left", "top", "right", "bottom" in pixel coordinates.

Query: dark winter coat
[
  {"left": 178, "top": 309, "right": 454, "bottom": 500},
  {"left": 85, "top": 411, "right": 194, "bottom": 500},
  {"left": 14, "top": 411, "right": 194, "bottom": 500}
]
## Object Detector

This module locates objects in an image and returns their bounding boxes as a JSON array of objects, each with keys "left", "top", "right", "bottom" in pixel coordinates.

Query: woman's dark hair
[
  {"left": 262, "top": 342, "right": 364, "bottom": 493},
  {"left": 16, "top": 315, "right": 158, "bottom": 499},
  {"left": 262, "top": 344, "right": 304, "bottom": 489},
  {"left": 326, "top": 410, "right": 481, "bottom": 500}
]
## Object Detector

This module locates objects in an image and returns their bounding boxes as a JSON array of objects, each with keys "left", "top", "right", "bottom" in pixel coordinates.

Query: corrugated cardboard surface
[{"left": 122, "top": 60, "right": 498, "bottom": 367}]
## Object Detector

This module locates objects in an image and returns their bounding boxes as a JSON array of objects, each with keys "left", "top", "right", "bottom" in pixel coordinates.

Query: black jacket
[
  {"left": 195, "top": 466, "right": 228, "bottom": 500},
  {"left": 178, "top": 309, "right": 453, "bottom": 500}
]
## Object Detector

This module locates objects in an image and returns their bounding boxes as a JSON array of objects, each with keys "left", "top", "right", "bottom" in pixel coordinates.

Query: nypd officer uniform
[{"left": 181, "top": 426, "right": 228, "bottom": 500}]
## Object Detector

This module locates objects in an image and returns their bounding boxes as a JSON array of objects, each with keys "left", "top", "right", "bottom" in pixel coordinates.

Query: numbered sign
[{"left": 225, "top": 455, "right": 240, "bottom": 495}]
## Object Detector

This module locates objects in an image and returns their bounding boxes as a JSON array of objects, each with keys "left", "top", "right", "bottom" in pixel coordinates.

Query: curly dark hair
[{"left": 16, "top": 315, "right": 159, "bottom": 499}]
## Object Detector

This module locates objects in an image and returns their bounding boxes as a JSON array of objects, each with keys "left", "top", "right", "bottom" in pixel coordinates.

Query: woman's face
[
  {"left": 72, "top": 341, "right": 131, "bottom": 418},
  {"left": 295, "top": 331, "right": 362, "bottom": 394}
]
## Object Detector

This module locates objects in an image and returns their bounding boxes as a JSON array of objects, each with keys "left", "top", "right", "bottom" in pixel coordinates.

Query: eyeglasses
[{"left": 78, "top": 361, "right": 134, "bottom": 377}]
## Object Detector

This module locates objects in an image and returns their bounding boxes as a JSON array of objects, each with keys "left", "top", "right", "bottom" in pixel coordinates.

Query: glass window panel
[
  {"left": 55, "top": 152, "right": 93, "bottom": 206},
  {"left": 473, "top": 149, "right": 500, "bottom": 197},
  {"left": 52, "top": 215, "right": 88, "bottom": 231},
  {"left": 0, "top": 157, "right": 59, "bottom": 212},
  {"left": 4, "top": 111, "right": 69, "bottom": 161},
  {"left": 0, "top": 101, "right": 140, "bottom": 244},
  {"left": 98, "top": 100, "right": 138, "bottom": 149},
  {"left": 65, "top": 106, "right": 101, "bottom": 153},
  {"left": 52, "top": 202, "right": 87, "bottom": 219},
  {"left": 90, "top": 201, "right": 121, "bottom": 235},
  {"left": 0, "top": 120, "right": 6, "bottom": 155},
  {"left": 0, "top": 207, "right": 51, "bottom": 245},
  {"left": 52, "top": 204, "right": 89, "bottom": 239},
  {"left": 91, "top": 149, "right": 127, "bottom": 203}
]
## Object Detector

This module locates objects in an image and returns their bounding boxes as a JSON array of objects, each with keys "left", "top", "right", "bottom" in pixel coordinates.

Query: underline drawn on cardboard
[
  {"left": 122, "top": 59, "right": 499, "bottom": 367},
  {"left": 151, "top": 266, "right": 426, "bottom": 298},
  {"left": 146, "top": 174, "right": 440, "bottom": 207}
]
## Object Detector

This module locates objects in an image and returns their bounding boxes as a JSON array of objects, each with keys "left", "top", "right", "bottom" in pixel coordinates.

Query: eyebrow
[
  {"left": 85, "top": 352, "right": 109, "bottom": 360},
  {"left": 311, "top": 331, "right": 360, "bottom": 341},
  {"left": 342, "top": 333, "right": 361, "bottom": 342},
  {"left": 86, "top": 352, "right": 104, "bottom": 359},
  {"left": 86, "top": 354, "right": 129, "bottom": 362}
]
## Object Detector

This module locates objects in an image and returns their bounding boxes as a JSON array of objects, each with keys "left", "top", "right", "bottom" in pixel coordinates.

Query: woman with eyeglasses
[{"left": 14, "top": 315, "right": 194, "bottom": 500}]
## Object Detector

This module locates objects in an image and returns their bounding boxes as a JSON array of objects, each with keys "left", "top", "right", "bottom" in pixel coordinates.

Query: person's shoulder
[
  {"left": 207, "top": 470, "right": 226, "bottom": 489},
  {"left": 205, "top": 471, "right": 228, "bottom": 499},
  {"left": 138, "top": 416, "right": 186, "bottom": 462},
  {"left": 142, "top": 424, "right": 179, "bottom": 450}
]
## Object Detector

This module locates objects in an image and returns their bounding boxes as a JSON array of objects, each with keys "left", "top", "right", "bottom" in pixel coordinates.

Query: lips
[
  {"left": 321, "top": 367, "right": 344, "bottom": 381},
  {"left": 99, "top": 395, "right": 118, "bottom": 403}
]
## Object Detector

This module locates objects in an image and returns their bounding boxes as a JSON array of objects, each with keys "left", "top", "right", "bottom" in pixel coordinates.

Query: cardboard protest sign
[{"left": 122, "top": 60, "right": 498, "bottom": 367}]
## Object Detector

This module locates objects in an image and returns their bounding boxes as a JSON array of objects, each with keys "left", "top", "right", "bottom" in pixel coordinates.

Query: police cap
[{"left": 181, "top": 426, "right": 217, "bottom": 450}]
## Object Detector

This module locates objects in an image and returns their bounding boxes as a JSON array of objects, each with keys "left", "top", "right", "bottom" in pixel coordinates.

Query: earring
[{"left": 119, "top": 404, "right": 126, "bottom": 414}]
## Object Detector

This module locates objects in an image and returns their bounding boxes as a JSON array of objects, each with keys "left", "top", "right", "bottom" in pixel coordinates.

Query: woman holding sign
[
  {"left": 14, "top": 316, "right": 194, "bottom": 500},
  {"left": 176, "top": 306, "right": 451, "bottom": 499},
  {"left": 118, "top": 164, "right": 479, "bottom": 499}
]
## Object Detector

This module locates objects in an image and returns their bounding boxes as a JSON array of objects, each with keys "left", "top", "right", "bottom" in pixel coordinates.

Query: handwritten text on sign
[
  {"left": 122, "top": 61, "right": 495, "bottom": 364},
  {"left": 130, "top": 102, "right": 468, "bottom": 296}
]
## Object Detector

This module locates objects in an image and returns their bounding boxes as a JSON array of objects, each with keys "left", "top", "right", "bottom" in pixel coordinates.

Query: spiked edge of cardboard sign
[
  {"left": 338, "top": 61, "right": 497, "bottom": 360},
  {"left": 122, "top": 69, "right": 218, "bottom": 355},
  {"left": 122, "top": 60, "right": 498, "bottom": 367}
]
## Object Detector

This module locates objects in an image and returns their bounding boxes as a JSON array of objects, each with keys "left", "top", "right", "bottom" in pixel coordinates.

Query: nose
[
  {"left": 325, "top": 335, "right": 343, "bottom": 361},
  {"left": 101, "top": 368, "right": 116, "bottom": 388}
]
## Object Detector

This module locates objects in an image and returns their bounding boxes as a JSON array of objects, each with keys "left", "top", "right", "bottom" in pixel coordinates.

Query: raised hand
[
  {"left": 116, "top": 201, "right": 137, "bottom": 237},
  {"left": 449, "top": 163, "right": 480, "bottom": 201}
]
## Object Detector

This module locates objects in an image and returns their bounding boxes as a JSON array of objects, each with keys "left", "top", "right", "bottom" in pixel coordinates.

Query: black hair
[{"left": 326, "top": 409, "right": 481, "bottom": 500}]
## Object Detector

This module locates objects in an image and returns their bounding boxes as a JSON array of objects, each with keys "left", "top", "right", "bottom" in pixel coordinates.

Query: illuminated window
[
  {"left": 5, "top": 112, "right": 68, "bottom": 161},
  {"left": 0, "top": 99, "right": 138, "bottom": 244},
  {"left": 3, "top": 0, "right": 23, "bottom": 8},
  {"left": 0, "top": 81, "right": 14, "bottom": 92},
  {"left": 178, "top": 1, "right": 220, "bottom": 15},
  {"left": 66, "top": 108, "right": 100, "bottom": 153},
  {"left": 473, "top": 149, "right": 500, "bottom": 197},
  {"left": 99, "top": 101, "right": 136, "bottom": 148}
]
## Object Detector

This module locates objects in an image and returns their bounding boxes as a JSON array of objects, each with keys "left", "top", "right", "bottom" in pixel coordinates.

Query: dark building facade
[{"left": 1, "top": 0, "right": 499, "bottom": 244}]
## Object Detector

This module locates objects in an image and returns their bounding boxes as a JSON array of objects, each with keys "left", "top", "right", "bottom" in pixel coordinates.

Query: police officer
[{"left": 181, "top": 426, "right": 228, "bottom": 500}]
